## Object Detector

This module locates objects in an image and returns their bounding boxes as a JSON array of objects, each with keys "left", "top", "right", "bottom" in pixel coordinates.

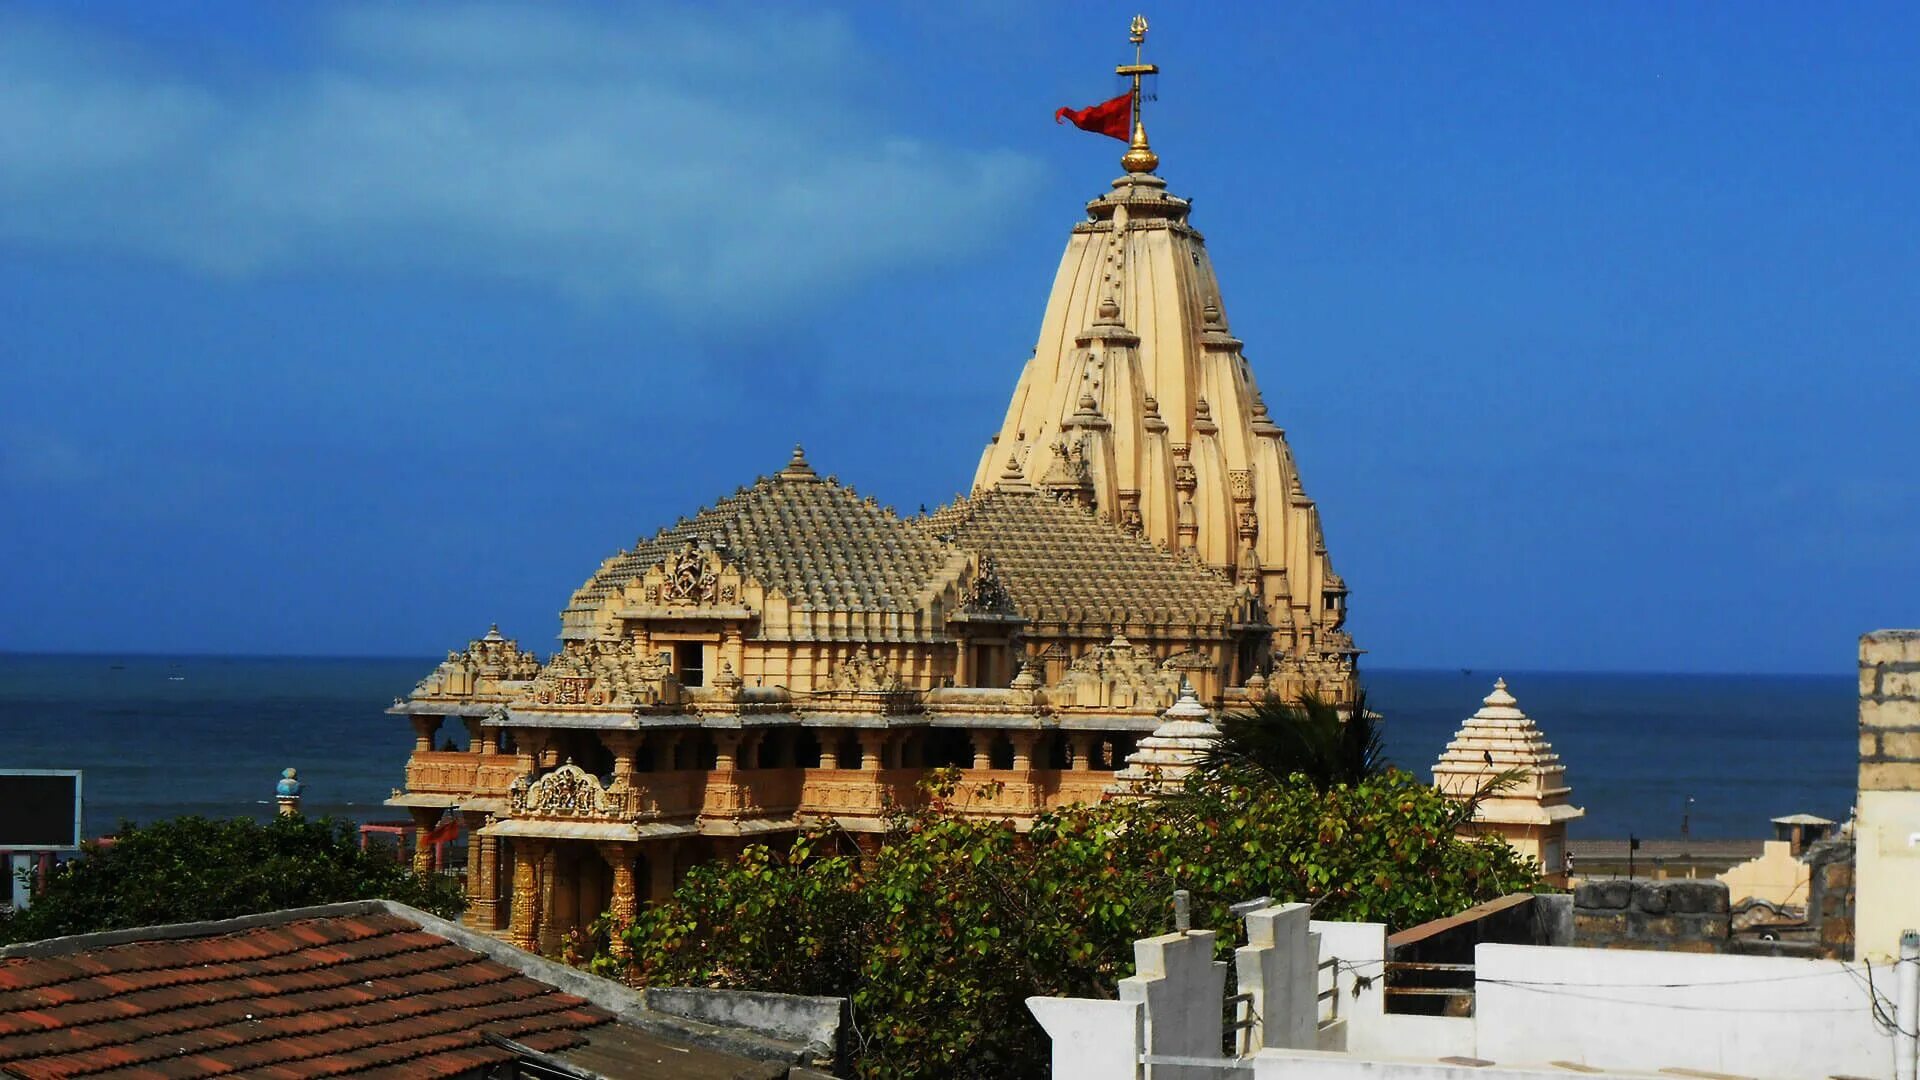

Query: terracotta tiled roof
[
  {"left": 0, "top": 911, "right": 609, "bottom": 1079},
  {"left": 923, "top": 487, "right": 1242, "bottom": 630},
  {"left": 565, "top": 448, "right": 952, "bottom": 624}
]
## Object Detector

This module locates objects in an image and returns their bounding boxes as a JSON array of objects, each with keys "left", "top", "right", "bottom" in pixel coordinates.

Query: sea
[{"left": 0, "top": 654, "right": 1859, "bottom": 843}]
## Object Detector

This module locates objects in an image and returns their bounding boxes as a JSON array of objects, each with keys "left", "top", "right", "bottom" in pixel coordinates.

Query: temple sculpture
[{"left": 387, "top": 18, "right": 1361, "bottom": 952}]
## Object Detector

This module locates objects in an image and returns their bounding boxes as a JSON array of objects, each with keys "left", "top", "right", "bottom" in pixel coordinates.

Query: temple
[
  {"left": 1432, "top": 679, "right": 1584, "bottom": 887},
  {"left": 387, "top": 18, "right": 1359, "bottom": 952}
]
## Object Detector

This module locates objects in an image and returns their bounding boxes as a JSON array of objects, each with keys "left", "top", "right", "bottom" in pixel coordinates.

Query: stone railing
[
  {"left": 736, "top": 770, "right": 805, "bottom": 816},
  {"left": 625, "top": 773, "right": 704, "bottom": 820},
  {"left": 1046, "top": 770, "right": 1118, "bottom": 809},
  {"left": 797, "top": 769, "right": 921, "bottom": 818},
  {"left": 404, "top": 751, "right": 482, "bottom": 796}
]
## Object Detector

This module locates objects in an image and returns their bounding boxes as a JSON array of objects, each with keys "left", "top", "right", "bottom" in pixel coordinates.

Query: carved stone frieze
[
  {"left": 1228, "top": 469, "right": 1254, "bottom": 501},
  {"left": 410, "top": 625, "right": 542, "bottom": 701},
  {"left": 518, "top": 638, "right": 673, "bottom": 709},
  {"left": 831, "top": 646, "right": 906, "bottom": 693},
  {"left": 1053, "top": 635, "right": 1183, "bottom": 711},
  {"left": 509, "top": 761, "right": 621, "bottom": 818}
]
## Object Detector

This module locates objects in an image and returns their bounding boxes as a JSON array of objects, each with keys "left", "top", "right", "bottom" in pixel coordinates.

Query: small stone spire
[
  {"left": 1433, "top": 678, "right": 1585, "bottom": 885},
  {"left": 275, "top": 767, "right": 303, "bottom": 817},
  {"left": 1110, "top": 678, "right": 1221, "bottom": 796}
]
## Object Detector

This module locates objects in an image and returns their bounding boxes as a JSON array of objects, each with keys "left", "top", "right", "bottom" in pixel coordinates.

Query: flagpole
[{"left": 1117, "top": 15, "right": 1159, "bottom": 174}]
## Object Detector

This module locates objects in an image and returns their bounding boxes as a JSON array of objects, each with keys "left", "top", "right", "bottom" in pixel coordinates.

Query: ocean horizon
[{"left": 0, "top": 653, "right": 1857, "bottom": 845}]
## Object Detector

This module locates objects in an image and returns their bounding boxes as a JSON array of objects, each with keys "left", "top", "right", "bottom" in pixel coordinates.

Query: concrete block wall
[
  {"left": 1569, "top": 880, "right": 1729, "bottom": 952},
  {"left": 1860, "top": 630, "right": 1920, "bottom": 790},
  {"left": 1856, "top": 629, "right": 1920, "bottom": 961}
]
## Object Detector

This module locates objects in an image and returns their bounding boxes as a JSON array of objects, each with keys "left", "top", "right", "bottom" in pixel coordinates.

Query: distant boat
[
  {"left": 109, "top": 664, "right": 125, "bottom": 671},
  {"left": 166, "top": 675, "right": 185, "bottom": 681},
  {"left": 1460, "top": 668, "right": 1473, "bottom": 676}
]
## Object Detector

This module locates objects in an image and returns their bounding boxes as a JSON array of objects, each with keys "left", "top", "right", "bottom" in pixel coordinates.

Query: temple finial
[
  {"left": 1118, "top": 15, "right": 1160, "bottom": 175},
  {"left": 779, "top": 443, "right": 818, "bottom": 481}
]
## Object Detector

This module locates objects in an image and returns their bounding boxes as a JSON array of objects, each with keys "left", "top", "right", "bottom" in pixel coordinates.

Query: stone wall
[
  {"left": 1570, "top": 880, "right": 1730, "bottom": 952},
  {"left": 1805, "top": 838, "right": 1856, "bottom": 960}
]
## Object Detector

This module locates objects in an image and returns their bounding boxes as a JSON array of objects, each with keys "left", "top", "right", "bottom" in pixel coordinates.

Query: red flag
[
  {"left": 1055, "top": 92, "right": 1132, "bottom": 142},
  {"left": 423, "top": 814, "right": 460, "bottom": 848}
]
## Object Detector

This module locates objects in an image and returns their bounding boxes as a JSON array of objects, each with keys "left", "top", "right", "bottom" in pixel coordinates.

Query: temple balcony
[
  {"left": 401, "top": 751, "right": 523, "bottom": 800},
  {"left": 796, "top": 768, "right": 924, "bottom": 819},
  {"left": 403, "top": 751, "right": 482, "bottom": 797}
]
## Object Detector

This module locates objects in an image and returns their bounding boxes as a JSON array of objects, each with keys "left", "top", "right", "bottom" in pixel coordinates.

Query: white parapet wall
[
  {"left": 1034, "top": 903, "right": 1910, "bottom": 1079},
  {"left": 1474, "top": 942, "right": 1896, "bottom": 1079},
  {"left": 1310, "top": 919, "right": 1474, "bottom": 1062}
]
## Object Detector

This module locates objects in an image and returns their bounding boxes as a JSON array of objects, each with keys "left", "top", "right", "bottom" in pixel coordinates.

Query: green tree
[
  {"left": 0, "top": 815, "right": 465, "bottom": 945},
  {"left": 615, "top": 770, "right": 1539, "bottom": 1079},
  {"left": 1200, "top": 691, "right": 1387, "bottom": 791}
]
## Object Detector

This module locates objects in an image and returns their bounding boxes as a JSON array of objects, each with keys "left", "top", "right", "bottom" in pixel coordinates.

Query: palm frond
[{"left": 1201, "top": 690, "right": 1387, "bottom": 790}]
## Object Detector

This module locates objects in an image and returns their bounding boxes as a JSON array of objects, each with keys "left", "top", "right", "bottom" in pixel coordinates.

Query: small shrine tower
[
  {"left": 1110, "top": 679, "right": 1222, "bottom": 796},
  {"left": 1433, "top": 679, "right": 1583, "bottom": 886}
]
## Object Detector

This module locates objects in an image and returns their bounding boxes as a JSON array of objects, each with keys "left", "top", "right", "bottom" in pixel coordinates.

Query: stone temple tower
[{"left": 973, "top": 24, "right": 1357, "bottom": 702}]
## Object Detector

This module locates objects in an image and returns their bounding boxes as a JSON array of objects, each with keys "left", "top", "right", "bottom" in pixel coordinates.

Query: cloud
[{"left": 0, "top": 5, "right": 1042, "bottom": 316}]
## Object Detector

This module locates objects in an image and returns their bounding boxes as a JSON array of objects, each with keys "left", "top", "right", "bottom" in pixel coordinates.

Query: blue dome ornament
[{"left": 276, "top": 768, "right": 303, "bottom": 798}]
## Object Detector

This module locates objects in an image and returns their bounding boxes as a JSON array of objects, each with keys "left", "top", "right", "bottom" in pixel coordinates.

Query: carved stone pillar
[
  {"left": 1068, "top": 733, "right": 1096, "bottom": 772},
  {"left": 477, "top": 833, "right": 503, "bottom": 929},
  {"left": 713, "top": 731, "right": 742, "bottom": 772},
  {"left": 723, "top": 627, "right": 745, "bottom": 683},
  {"left": 410, "top": 715, "right": 439, "bottom": 754},
  {"left": 597, "top": 842, "right": 638, "bottom": 956},
  {"left": 857, "top": 731, "right": 888, "bottom": 771},
  {"left": 1010, "top": 731, "right": 1038, "bottom": 772},
  {"left": 460, "top": 811, "right": 494, "bottom": 929},
  {"left": 702, "top": 731, "right": 745, "bottom": 821},
  {"left": 603, "top": 731, "right": 642, "bottom": 798},
  {"left": 970, "top": 731, "right": 992, "bottom": 771},
  {"left": 508, "top": 839, "right": 545, "bottom": 951},
  {"left": 406, "top": 807, "right": 441, "bottom": 874}
]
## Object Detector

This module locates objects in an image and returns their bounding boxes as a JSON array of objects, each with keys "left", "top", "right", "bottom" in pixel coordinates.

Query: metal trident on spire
[{"left": 1117, "top": 15, "right": 1160, "bottom": 174}]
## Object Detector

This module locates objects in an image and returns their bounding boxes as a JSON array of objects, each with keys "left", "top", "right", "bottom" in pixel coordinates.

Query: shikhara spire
[{"left": 979, "top": 23, "right": 1358, "bottom": 702}]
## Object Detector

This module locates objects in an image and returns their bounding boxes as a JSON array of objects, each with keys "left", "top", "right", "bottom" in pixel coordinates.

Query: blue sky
[{"left": 1, "top": 2, "right": 1914, "bottom": 674}]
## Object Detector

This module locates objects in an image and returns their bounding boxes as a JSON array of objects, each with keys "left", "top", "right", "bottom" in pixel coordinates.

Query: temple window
[
  {"left": 676, "top": 642, "right": 706, "bottom": 687},
  {"left": 755, "top": 732, "right": 781, "bottom": 769},
  {"left": 834, "top": 733, "right": 861, "bottom": 769},
  {"left": 921, "top": 729, "right": 972, "bottom": 769},
  {"left": 1045, "top": 734, "right": 1071, "bottom": 770},
  {"left": 434, "top": 716, "right": 470, "bottom": 753},
  {"left": 570, "top": 733, "right": 614, "bottom": 779},
  {"left": 795, "top": 729, "right": 824, "bottom": 768},
  {"left": 989, "top": 734, "right": 1015, "bottom": 771}
]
